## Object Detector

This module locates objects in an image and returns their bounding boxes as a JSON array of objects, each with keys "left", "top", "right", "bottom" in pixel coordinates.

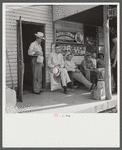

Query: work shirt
[
  {"left": 91, "top": 58, "right": 97, "bottom": 68},
  {"left": 97, "top": 58, "right": 105, "bottom": 68},
  {"left": 64, "top": 60, "right": 77, "bottom": 72},
  {"left": 80, "top": 59, "right": 93, "bottom": 75},
  {"left": 28, "top": 41, "right": 43, "bottom": 56},
  {"left": 48, "top": 52, "right": 64, "bottom": 68}
]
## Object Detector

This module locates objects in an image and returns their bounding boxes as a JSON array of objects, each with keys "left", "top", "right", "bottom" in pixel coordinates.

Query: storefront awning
[
  {"left": 53, "top": 5, "right": 117, "bottom": 28},
  {"left": 53, "top": 5, "right": 98, "bottom": 21}
]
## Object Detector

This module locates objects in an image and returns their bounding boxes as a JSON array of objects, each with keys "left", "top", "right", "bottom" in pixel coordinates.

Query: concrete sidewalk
[{"left": 16, "top": 87, "right": 118, "bottom": 113}]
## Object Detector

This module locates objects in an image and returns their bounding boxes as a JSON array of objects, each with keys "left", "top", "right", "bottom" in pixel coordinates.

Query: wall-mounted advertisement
[
  {"left": 56, "top": 30, "right": 84, "bottom": 44},
  {"left": 57, "top": 43, "right": 86, "bottom": 56}
]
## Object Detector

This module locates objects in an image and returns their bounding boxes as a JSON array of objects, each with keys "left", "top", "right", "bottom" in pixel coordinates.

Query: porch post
[{"left": 103, "top": 5, "right": 112, "bottom": 99}]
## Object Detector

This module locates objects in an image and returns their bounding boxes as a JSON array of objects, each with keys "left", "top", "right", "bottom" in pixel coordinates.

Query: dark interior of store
[
  {"left": 22, "top": 22, "right": 45, "bottom": 93},
  {"left": 62, "top": 5, "right": 117, "bottom": 53}
]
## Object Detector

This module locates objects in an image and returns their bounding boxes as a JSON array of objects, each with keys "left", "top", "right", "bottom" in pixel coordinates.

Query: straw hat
[
  {"left": 65, "top": 52, "right": 74, "bottom": 59},
  {"left": 52, "top": 67, "right": 60, "bottom": 76},
  {"left": 35, "top": 32, "right": 45, "bottom": 39},
  {"left": 55, "top": 45, "right": 63, "bottom": 50}
]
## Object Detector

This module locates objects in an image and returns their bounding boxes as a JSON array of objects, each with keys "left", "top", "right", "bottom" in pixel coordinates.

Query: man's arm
[
  {"left": 64, "top": 61, "right": 76, "bottom": 72},
  {"left": 28, "top": 43, "right": 43, "bottom": 56},
  {"left": 112, "top": 42, "right": 117, "bottom": 67},
  {"left": 60, "top": 54, "right": 65, "bottom": 68},
  {"left": 28, "top": 43, "right": 35, "bottom": 56},
  {"left": 112, "top": 53, "right": 117, "bottom": 67},
  {"left": 47, "top": 53, "right": 55, "bottom": 68},
  {"left": 80, "top": 60, "right": 86, "bottom": 71}
]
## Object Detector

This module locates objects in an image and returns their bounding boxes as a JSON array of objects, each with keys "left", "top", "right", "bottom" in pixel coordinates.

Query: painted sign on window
[
  {"left": 57, "top": 43, "right": 86, "bottom": 56},
  {"left": 56, "top": 30, "right": 84, "bottom": 44}
]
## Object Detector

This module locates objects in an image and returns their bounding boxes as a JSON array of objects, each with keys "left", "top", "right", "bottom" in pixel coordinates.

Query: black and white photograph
[{"left": 3, "top": 2, "right": 120, "bottom": 147}]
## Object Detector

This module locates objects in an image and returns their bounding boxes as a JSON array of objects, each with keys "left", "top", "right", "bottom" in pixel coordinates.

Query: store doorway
[{"left": 22, "top": 21, "right": 46, "bottom": 93}]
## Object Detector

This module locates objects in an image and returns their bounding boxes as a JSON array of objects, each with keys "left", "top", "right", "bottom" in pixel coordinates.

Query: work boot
[
  {"left": 32, "top": 91, "right": 41, "bottom": 95},
  {"left": 63, "top": 86, "right": 68, "bottom": 94},
  {"left": 90, "top": 84, "right": 96, "bottom": 91},
  {"left": 67, "top": 82, "right": 73, "bottom": 89}
]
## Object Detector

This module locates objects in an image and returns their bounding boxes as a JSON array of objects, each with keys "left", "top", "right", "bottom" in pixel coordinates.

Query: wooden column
[{"left": 103, "top": 5, "right": 112, "bottom": 99}]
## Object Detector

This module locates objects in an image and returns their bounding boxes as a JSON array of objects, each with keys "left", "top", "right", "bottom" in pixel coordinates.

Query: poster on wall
[
  {"left": 56, "top": 30, "right": 84, "bottom": 44},
  {"left": 56, "top": 43, "right": 86, "bottom": 56}
]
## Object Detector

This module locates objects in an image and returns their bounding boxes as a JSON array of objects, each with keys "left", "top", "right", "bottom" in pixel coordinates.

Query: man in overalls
[{"left": 28, "top": 32, "right": 45, "bottom": 94}]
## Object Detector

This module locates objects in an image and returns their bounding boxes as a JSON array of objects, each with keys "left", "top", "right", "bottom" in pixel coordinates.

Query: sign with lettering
[
  {"left": 57, "top": 43, "right": 86, "bottom": 56},
  {"left": 108, "top": 8, "right": 117, "bottom": 17},
  {"left": 56, "top": 30, "right": 84, "bottom": 44},
  {"left": 55, "top": 20, "right": 83, "bottom": 31}
]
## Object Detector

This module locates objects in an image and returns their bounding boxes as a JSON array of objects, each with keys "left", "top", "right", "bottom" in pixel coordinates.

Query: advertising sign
[
  {"left": 56, "top": 30, "right": 84, "bottom": 44},
  {"left": 57, "top": 43, "right": 86, "bottom": 56}
]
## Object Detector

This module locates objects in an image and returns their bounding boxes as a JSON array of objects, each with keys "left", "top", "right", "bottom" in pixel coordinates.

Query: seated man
[
  {"left": 80, "top": 53, "right": 94, "bottom": 82},
  {"left": 47, "top": 45, "right": 72, "bottom": 94},
  {"left": 96, "top": 53, "right": 105, "bottom": 80},
  {"left": 97, "top": 53, "right": 105, "bottom": 68},
  {"left": 64, "top": 53, "right": 96, "bottom": 91}
]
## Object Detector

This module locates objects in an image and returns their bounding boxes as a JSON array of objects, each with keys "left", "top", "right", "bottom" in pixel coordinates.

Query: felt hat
[
  {"left": 84, "top": 53, "right": 92, "bottom": 58},
  {"left": 98, "top": 53, "right": 104, "bottom": 59},
  {"left": 35, "top": 32, "right": 45, "bottom": 39}
]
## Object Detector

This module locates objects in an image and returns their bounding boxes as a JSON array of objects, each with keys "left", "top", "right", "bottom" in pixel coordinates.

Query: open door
[
  {"left": 17, "top": 16, "right": 24, "bottom": 102},
  {"left": 22, "top": 21, "right": 46, "bottom": 93}
]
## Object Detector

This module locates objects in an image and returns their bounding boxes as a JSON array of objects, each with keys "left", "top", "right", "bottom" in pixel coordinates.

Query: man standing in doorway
[{"left": 28, "top": 32, "right": 45, "bottom": 94}]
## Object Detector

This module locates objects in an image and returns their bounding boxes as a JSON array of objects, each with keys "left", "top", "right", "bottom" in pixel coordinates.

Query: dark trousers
[
  {"left": 113, "top": 63, "right": 117, "bottom": 92},
  {"left": 111, "top": 60, "right": 117, "bottom": 92},
  {"left": 31, "top": 57, "right": 43, "bottom": 93}
]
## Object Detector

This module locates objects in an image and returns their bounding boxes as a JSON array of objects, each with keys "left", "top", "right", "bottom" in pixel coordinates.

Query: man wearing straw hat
[
  {"left": 48, "top": 45, "right": 72, "bottom": 94},
  {"left": 28, "top": 32, "right": 45, "bottom": 94},
  {"left": 64, "top": 52, "right": 96, "bottom": 91}
]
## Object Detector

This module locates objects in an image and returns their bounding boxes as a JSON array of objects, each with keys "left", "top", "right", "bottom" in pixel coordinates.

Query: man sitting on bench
[{"left": 64, "top": 52, "right": 96, "bottom": 91}]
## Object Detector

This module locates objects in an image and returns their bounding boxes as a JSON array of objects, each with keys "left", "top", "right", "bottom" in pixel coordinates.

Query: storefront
[
  {"left": 52, "top": 4, "right": 117, "bottom": 100},
  {"left": 5, "top": 4, "right": 117, "bottom": 101},
  {"left": 53, "top": 19, "right": 102, "bottom": 65},
  {"left": 6, "top": 5, "right": 53, "bottom": 100}
]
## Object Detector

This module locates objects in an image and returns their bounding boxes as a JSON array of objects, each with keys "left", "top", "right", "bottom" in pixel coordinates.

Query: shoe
[
  {"left": 63, "top": 86, "right": 68, "bottom": 94},
  {"left": 17, "top": 100, "right": 23, "bottom": 102},
  {"left": 40, "top": 89, "right": 45, "bottom": 92},
  {"left": 67, "top": 82, "right": 73, "bottom": 89},
  {"left": 90, "top": 84, "right": 96, "bottom": 91},
  {"left": 32, "top": 92, "right": 41, "bottom": 95}
]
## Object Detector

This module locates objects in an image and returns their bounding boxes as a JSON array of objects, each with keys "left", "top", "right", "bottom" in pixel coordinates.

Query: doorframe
[{"left": 16, "top": 20, "right": 46, "bottom": 97}]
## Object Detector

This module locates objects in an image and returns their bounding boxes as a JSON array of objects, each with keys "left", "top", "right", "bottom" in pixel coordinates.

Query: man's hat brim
[
  {"left": 65, "top": 52, "right": 73, "bottom": 59},
  {"left": 35, "top": 34, "right": 45, "bottom": 39},
  {"left": 84, "top": 53, "right": 91, "bottom": 58}
]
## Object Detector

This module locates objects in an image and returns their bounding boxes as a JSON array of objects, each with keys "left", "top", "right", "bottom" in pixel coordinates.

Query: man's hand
[
  {"left": 34, "top": 51, "right": 43, "bottom": 56},
  {"left": 75, "top": 68, "right": 80, "bottom": 73},
  {"left": 112, "top": 63, "right": 116, "bottom": 68},
  {"left": 55, "top": 65, "right": 61, "bottom": 68}
]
